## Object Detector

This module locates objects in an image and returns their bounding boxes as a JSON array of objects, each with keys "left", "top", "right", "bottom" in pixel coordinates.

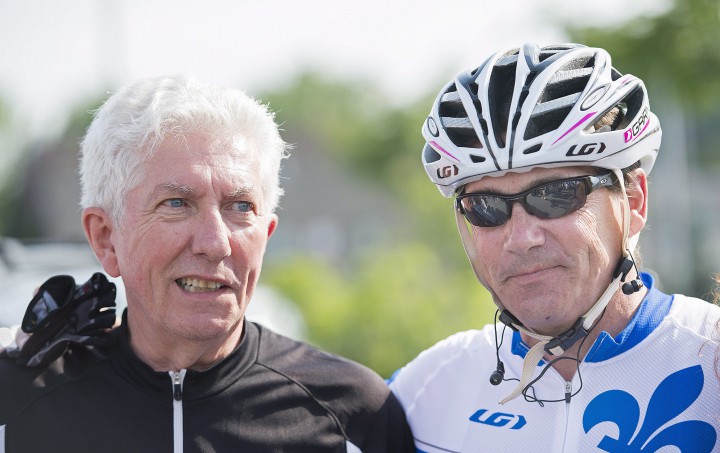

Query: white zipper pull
[
  {"left": 173, "top": 371, "right": 183, "bottom": 401},
  {"left": 564, "top": 381, "right": 572, "bottom": 403}
]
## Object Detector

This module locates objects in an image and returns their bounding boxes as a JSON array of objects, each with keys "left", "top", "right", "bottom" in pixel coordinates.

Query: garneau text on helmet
[{"left": 624, "top": 107, "right": 650, "bottom": 143}]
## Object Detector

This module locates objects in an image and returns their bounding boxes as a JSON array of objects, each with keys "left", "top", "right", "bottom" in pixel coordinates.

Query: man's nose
[
  {"left": 191, "top": 209, "right": 232, "bottom": 261},
  {"left": 502, "top": 202, "right": 546, "bottom": 254}
]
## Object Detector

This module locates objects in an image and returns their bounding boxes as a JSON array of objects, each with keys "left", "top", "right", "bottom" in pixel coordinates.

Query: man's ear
[
  {"left": 83, "top": 207, "right": 121, "bottom": 277},
  {"left": 626, "top": 169, "right": 648, "bottom": 238},
  {"left": 267, "top": 214, "right": 278, "bottom": 239}
]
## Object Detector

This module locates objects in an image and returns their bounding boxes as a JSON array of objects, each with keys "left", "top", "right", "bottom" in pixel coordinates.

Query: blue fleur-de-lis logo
[{"left": 583, "top": 365, "right": 716, "bottom": 452}]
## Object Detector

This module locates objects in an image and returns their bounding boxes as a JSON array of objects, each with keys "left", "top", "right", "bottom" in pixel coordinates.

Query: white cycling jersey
[{"left": 389, "top": 274, "right": 720, "bottom": 452}]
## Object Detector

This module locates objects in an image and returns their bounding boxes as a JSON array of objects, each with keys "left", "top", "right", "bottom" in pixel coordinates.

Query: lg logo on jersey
[{"left": 468, "top": 409, "right": 527, "bottom": 430}]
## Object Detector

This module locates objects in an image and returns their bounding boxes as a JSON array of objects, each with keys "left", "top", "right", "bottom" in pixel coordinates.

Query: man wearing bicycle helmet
[{"left": 389, "top": 43, "right": 720, "bottom": 452}]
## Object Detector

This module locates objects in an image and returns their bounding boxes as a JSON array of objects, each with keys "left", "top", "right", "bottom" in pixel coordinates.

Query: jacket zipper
[{"left": 170, "top": 370, "right": 187, "bottom": 453}]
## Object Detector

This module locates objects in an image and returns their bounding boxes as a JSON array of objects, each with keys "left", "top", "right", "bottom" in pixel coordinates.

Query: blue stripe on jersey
[{"left": 585, "top": 272, "right": 673, "bottom": 362}]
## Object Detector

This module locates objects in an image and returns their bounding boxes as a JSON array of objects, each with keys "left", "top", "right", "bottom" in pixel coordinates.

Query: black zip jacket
[{"left": 0, "top": 318, "right": 414, "bottom": 452}]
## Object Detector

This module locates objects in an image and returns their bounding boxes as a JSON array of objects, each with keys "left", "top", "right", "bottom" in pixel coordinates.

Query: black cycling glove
[{"left": 16, "top": 272, "right": 117, "bottom": 367}]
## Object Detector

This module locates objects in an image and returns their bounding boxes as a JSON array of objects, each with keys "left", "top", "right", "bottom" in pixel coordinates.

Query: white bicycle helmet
[{"left": 422, "top": 43, "right": 661, "bottom": 197}]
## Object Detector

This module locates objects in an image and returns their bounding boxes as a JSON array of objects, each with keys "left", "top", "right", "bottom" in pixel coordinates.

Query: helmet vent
[
  {"left": 438, "top": 89, "right": 466, "bottom": 118},
  {"left": 439, "top": 86, "right": 484, "bottom": 148},
  {"left": 588, "top": 86, "right": 643, "bottom": 133},
  {"left": 616, "top": 86, "right": 644, "bottom": 128},
  {"left": 522, "top": 144, "right": 542, "bottom": 155},
  {"left": 469, "top": 154, "right": 486, "bottom": 163},
  {"left": 541, "top": 69, "right": 593, "bottom": 103},
  {"left": 488, "top": 55, "right": 518, "bottom": 148},
  {"left": 524, "top": 70, "right": 538, "bottom": 87},
  {"left": 423, "top": 143, "right": 442, "bottom": 163},
  {"left": 479, "top": 118, "right": 489, "bottom": 137},
  {"left": 538, "top": 44, "right": 581, "bottom": 62},
  {"left": 518, "top": 89, "right": 530, "bottom": 109},
  {"left": 473, "top": 99, "right": 484, "bottom": 117},
  {"left": 590, "top": 104, "right": 626, "bottom": 133},
  {"left": 538, "top": 47, "right": 567, "bottom": 62},
  {"left": 447, "top": 126, "right": 483, "bottom": 148},
  {"left": 524, "top": 104, "right": 575, "bottom": 140},
  {"left": 523, "top": 56, "right": 595, "bottom": 140}
]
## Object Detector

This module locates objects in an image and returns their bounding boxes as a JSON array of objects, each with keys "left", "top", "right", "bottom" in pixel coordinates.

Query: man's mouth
[
  {"left": 176, "top": 277, "right": 226, "bottom": 293},
  {"left": 504, "top": 265, "right": 561, "bottom": 283}
]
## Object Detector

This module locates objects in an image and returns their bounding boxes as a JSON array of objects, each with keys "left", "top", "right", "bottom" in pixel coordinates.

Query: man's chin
[
  {"left": 498, "top": 290, "right": 580, "bottom": 326},
  {"left": 170, "top": 314, "right": 243, "bottom": 341}
]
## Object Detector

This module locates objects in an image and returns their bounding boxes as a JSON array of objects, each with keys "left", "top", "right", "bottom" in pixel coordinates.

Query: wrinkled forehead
[
  {"left": 137, "top": 132, "right": 261, "bottom": 184},
  {"left": 147, "top": 131, "right": 254, "bottom": 157}
]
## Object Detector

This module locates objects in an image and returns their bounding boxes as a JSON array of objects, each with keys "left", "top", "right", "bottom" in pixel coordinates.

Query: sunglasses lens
[
  {"left": 459, "top": 177, "right": 595, "bottom": 227},
  {"left": 461, "top": 196, "right": 510, "bottom": 227},
  {"left": 526, "top": 179, "right": 588, "bottom": 219}
]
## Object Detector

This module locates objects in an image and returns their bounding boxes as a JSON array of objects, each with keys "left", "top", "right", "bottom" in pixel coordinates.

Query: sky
[{"left": 0, "top": 0, "right": 667, "bottom": 140}]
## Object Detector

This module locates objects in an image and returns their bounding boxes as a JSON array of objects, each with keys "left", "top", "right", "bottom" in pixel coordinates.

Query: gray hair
[{"left": 80, "top": 75, "right": 287, "bottom": 221}]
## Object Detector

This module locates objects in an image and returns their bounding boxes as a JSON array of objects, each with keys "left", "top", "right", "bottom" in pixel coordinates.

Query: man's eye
[
  {"left": 232, "top": 201, "right": 255, "bottom": 213},
  {"left": 164, "top": 198, "right": 185, "bottom": 208}
]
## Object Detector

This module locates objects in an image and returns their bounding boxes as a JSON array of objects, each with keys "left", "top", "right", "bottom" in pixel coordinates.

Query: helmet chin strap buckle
[
  {"left": 498, "top": 310, "right": 521, "bottom": 332},
  {"left": 499, "top": 309, "right": 589, "bottom": 356},
  {"left": 543, "top": 317, "right": 589, "bottom": 356}
]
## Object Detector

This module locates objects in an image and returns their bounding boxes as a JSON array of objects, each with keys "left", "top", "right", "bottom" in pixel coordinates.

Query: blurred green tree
[
  {"left": 262, "top": 73, "right": 495, "bottom": 376},
  {"left": 265, "top": 73, "right": 468, "bottom": 263},
  {"left": 565, "top": 0, "right": 720, "bottom": 110},
  {"left": 267, "top": 244, "right": 493, "bottom": 377}
]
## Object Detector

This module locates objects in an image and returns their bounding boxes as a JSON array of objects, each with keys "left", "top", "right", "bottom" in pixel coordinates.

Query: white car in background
[{"left": 0, "top": 237, "right": 305, "bottom": 339}]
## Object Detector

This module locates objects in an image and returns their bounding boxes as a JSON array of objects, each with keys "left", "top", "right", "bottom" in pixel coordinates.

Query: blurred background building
[{"left": 1, "top": 0, "right": 718, "bottom": 376}]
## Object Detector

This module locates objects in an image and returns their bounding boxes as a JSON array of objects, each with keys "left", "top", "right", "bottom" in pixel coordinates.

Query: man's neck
[
  {"left": 520, "top": 286, "right": 647, "bottom": 381},
  {"left": 126, "top": 315, "right": 244, "bottom": 372}
]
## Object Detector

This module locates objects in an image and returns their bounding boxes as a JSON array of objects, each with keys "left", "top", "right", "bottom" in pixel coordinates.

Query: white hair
[{"left": 80, "top": 75, "right": 288, "bottom": 221}]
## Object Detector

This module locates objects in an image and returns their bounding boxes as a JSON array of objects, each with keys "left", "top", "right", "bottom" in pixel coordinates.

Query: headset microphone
[
  {"left": 490, "top": 310, "right": 507, "bottom": 385},
  {"left": 489, "top": 361, "right": 505, "bottom": 386}
]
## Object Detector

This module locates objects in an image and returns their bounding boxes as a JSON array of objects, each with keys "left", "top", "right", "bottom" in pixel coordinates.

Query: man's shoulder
[
  {"left": 0, "top": 342, "right": 114, "bottom": 423},
  {"left": 0, "top": 342, "right": 110, "bottom": 382},
  {"left": 671, "top": 293, "right": 720, "bottom": 313},
  {"left": 393, "top": 327, "right": 495, "bottom": 377},
  {"left": 251, "top": 322, "right": 414, "bottom": 449},
  {"left": 667, "top": 294, "right": 720, "bottom": 339},
  {"left": 253, "top": 322, "right": 388, "bottom": 391},
  {"left": 387, "top": 327, "right": 495, "bottom": 401}
]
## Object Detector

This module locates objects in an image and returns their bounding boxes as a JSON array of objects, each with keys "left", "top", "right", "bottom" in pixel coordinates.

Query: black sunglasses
[{"left": 456, "top": 173, "right": 615, "bottom": 227}]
